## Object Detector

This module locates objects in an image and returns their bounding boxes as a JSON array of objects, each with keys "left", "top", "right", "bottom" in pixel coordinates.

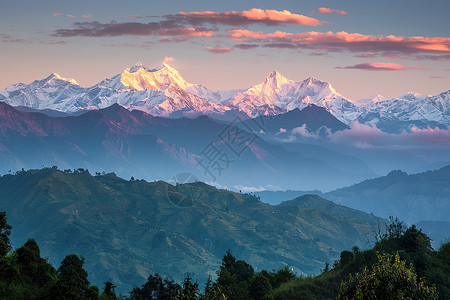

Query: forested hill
[
  {"left": 0, "top": 168, "right": 381, "bottom": 292},
  {"left": 325, "top": 166, "right": 450, "bottom": 224}
]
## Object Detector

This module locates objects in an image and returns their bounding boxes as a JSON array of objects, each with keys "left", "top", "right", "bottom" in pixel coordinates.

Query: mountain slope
[
  {"left": 0, "top": 102, "right": 376, "bottom": 191},
  {"left": 356, "top": 90, "right": 450, "bottom": 132},
  {"left": 0, "top": 73, "right": 82, "bottom": 110},
  {"left": 0, "top": 168, "right": 382, "bottom": 292},
  {"left": 242, "top": 104, "right": 349, "bottom": 134},
  {"left": 325, "top": 166, "right": 450, "bottom": 224}
]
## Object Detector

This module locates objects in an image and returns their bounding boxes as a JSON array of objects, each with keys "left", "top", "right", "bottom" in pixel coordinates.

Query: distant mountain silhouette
[
  {"left": 243, "top": 104, "right": 348, "bottom": 134},
  {"left": 325, "top": 166, "right": 450, "bottom": 224},
  {"left": 0, "top": 102, "right": 375, "bottom": 191}
]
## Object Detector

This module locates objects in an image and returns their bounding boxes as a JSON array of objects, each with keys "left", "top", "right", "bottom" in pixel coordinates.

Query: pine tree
[{"left": 53, "top": 253, "right": 96, "bottom": 300}]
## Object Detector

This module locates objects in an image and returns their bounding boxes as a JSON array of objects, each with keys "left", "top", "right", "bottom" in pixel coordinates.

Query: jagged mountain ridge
[
  {"left": 1, "top": 62, "right": 449, "bottom": 129},
  {"left": 242, "top": 104, "right": 349, "bottom": 134},
  {"left": 227, "top": 71, "right": 359, "bottom": 123},
  {"left": 356, "top": 90, "right": 450, "bottom": 131}
]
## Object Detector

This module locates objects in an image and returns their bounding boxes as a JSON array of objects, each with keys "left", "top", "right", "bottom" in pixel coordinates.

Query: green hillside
[
  {"left": 272, "top": 219, "right": 450, "bottom": 300},
  {"left": 0, "top": 168, "right": 381, "bottom": 292}
]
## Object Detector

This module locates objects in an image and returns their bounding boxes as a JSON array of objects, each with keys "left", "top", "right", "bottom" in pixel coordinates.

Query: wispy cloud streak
[
  {"left": 206, "top": 46, "right": 233, "bottom": 54},
  {"left": 177, "top": 8, "right": 326, "bottom": 26},
  {"left": 54, "top": 21, "right": 215, "bottom": 37},
  {"left": 336, "top": 62, "right": 405, "bottom": 71},
  {"left": 313, "top": 7, "right": 347, "bottom": 15}
]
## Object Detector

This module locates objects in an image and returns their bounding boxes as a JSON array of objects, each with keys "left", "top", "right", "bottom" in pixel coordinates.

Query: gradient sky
[{"left": 1, "top": 0, "right": 449, "bottom": 100}]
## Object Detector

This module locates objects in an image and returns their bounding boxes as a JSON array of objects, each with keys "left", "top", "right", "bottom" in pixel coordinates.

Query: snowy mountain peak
[
  {"left": 128, "top": 62, "right": 158, "bottom": 73},
  {"left": 267, "top": 70, "right": 281, "bottom": 78},
  {"left": 128, "top": 62, "right": 144, "bottom": 73},
  {"left": 305, "top": 76, "right": 317, "bottom": 83},
  {"left": 397, "top": 92, "right": 427, "bottom": 101},
  {"left": 303, "top": 76, "right": 326, "bottom": 87},
  {"left": 298, "top": 76, "right": 341, "bottom": 98},
  {"left": 250, "top": 71, "right": 291, "bottom": 99},
  {"left": 45, "top": 73, "right": 79, "bottom": 86},
  {"left": 368, "top": 94, "right": 386, "bottom": 102},
  {"left": 353, "top": 94, "right": 386, "bottom": 106},
  {"left": 371, "top": 94, "right": 386, "bottom": 101},
  {"left": 265, "top": 70, "right": 289, "bottom": 85},
  {"left": 159, "top": 63, "right": 184, "bottom": 80},
  {"left": 120, "top": 62, "right": 191, "bottom": 91},
  {"left": 224, "top": 72, "right": 357, "bottom": 122}
]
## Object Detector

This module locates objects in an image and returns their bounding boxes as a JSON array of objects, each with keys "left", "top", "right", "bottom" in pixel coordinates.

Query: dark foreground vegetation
[{"left": 0, "top": 211, "right": 448, "bottom": 299}]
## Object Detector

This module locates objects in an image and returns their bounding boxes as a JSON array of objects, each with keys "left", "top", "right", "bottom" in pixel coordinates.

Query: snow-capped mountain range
[{"left": 1, "top": 62, "right": 449, "bottom": 131}]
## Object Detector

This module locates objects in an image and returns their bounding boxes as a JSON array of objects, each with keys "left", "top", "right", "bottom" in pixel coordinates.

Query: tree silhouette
[
  {"left": 53, "top": 253, "right": 94, "bottom": 300},
  {"left": 130, "top": 273, "right": 180, "bottom": 300},
  {"left": 0, "top": 212, "right": 12, "bottom": 257},
  {"left": 338, "top": 252, "right": 438, "bottom": 299},
  {"left": 100, "top": 281, "right": 117, "bottom": 300}
]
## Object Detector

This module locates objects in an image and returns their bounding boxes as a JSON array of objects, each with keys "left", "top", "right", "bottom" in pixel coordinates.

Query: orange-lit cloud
[
  {"left": 168, "top": 27, "right": 214, "bottom": 37},
  {"left": 226, "top": 29, "right": 450, "bottom": 58},
  {"left": 53, "top": 13, "right": 62, "bottom": 17},
  {"left": 81, "top": 14, "right": 93, "bottom": 19},
  {"left": 206, "top": 47, "right": 233, "bottom": 54},
  {"left": 228, "top": 29, "right": 294, "bottom": 39},
  {"left": 313, "top": 7, "right": 347, "bottom": 15},
  {"left": 66, "top": 14, "right": 76, "bottom": 18},
  {"left": 163, "top": 56, "right": 175, "bottom": 64},
  {"left": 178, "top": 8, "right": 326, "bottom": 26},
  {"left": 336, "top": 62, "right": 406, "bottom": 71}
]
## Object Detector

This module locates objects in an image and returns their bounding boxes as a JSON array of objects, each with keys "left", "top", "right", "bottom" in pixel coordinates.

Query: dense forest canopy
[{"left": 1, "top": 211, "right": 448, "bottom": 299}]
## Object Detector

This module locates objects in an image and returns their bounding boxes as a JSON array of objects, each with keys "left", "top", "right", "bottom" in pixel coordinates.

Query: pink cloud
[
  {"left": 286, "top": 121, "right": 450, "bottom": 148},
  {"left": 66, "top": 14, "right": 76, "bottom": 18},
  {"left": 313, "top": 7, "right": 347, "bottom": 15},
  {"left": 329, "top": 122, "right": 450, "bottom": 148},
  {"left": 292, "top": 125, "right": 319, "bottom": 139},
  {"left": 336, "top": 62, "right": 406, "bottom": 71},
  {"left": 225, "top": 29, "right": 450, "bottom": 58},
  {"left": 165, "top": 27, "right": 214, "bottom": 37},
  {"left": 228, "top": 29, "right": 294, "bottom": 39},
  {"left": 163, "top": 56, "right": 175, "bottom": 64},
  {"left": 430, "top": 75, "right": 446, "bottom": 79},
  {"left": 81, "top": 14, "right": 93, "bottom": 19},
  {"left": 128, "top": 15, "right": 143, "bottom": 18},
  {"left": 53, "top": 13, "right": 62, "bottom": 17},
  {"left": 178, "top": 8, "right": 326, "bottom": 26},
  {"left": 206, "top": 47, "right": 233, "bottom": 54}
]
